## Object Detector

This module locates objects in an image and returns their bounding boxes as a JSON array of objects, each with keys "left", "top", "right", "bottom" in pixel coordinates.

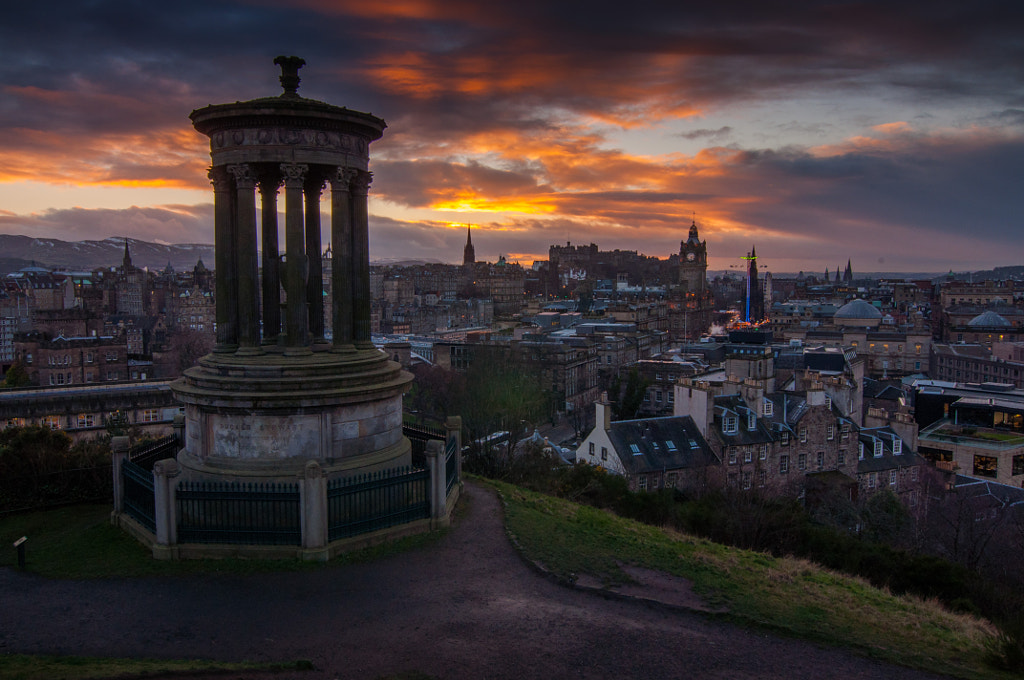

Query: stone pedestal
[{"left": 173, "top": 348, "right": 411, "bottom": 483}]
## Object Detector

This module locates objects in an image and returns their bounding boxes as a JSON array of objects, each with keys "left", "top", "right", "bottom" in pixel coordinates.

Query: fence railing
[
  {"left": 122, "top": 458, "right": 156, "bottom": 532},
  {"left": 327, "top": 467, "right": 430, "bottom": 541},
  {"left": 129, "top": 435, "right": 179, "bottom": 471},
  {"left": 445, "top": 436, "right": 459, "bottom": 496},
  {"left": 177, "top": 481, "right": 301, "bottom": 546}
]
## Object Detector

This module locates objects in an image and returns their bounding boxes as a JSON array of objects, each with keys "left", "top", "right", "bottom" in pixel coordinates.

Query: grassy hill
[{"left": 492, "top": 480, "right": 1012, "bottom": 680}]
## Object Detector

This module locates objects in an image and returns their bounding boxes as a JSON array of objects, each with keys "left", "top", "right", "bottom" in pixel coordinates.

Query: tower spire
[{"left": 463, "top": 224, "right": 475, "bottom": 265}]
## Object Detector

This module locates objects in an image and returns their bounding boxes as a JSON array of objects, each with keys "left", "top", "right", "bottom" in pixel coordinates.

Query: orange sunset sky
[{"left": 1, "top": 0, "right": 1022, "bottom": 273}]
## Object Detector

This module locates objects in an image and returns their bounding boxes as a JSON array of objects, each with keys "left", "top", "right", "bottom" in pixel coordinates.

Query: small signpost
[{"left": 12, "top": 536, "right": 26, "bottom": 569}]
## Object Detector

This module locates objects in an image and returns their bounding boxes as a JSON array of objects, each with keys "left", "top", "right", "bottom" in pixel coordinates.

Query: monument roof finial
[{"left": 273, "top": 56, "right": 306, "bottom": 98}]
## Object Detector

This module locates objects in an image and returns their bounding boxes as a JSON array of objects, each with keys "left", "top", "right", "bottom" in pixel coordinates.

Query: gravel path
[{"left": 0, "top": 482, "right": 953, "bottom": 679}]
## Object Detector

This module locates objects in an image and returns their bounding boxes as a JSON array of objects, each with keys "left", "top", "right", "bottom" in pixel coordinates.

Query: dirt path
[{"left": 0, "top": 483, "right": 952, "bottom": 679}]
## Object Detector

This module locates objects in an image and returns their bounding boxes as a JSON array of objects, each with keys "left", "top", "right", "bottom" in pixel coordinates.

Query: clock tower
[{"left": 679, "top": 218, "right": 707, "bottom": 295}]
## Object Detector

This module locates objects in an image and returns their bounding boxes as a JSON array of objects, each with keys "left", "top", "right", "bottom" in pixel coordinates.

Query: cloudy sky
[{"left": 1, "top": 1, "right": 1022, "bottom": 274}]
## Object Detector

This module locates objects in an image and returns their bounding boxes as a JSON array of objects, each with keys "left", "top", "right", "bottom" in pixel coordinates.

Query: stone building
[{"left": 14, "top": 332, "right": 128, "bottom": 385}]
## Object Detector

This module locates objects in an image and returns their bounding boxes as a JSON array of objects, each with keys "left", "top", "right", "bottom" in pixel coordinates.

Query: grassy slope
[{"left": 493, "top": 480, "right": 1009, "bottom": 680}]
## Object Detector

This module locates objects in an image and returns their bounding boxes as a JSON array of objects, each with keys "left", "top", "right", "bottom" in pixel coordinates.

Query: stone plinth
[{"left": 172, "top": 348, "right": 411, "bottom": 481}]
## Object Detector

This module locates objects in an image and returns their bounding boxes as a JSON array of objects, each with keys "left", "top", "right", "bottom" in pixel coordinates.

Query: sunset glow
[{"left": 1, "top": 1, "right": 1021, "bottom": 273}]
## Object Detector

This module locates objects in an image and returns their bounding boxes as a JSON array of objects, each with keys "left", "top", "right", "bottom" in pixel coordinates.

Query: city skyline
[{"left": 1, "top": 1, "right": 1022, "bottom": 273}]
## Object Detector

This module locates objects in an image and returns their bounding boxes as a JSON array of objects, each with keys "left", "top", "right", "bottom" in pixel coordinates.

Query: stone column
[
  {"left": 110, "top": 435, "right": 129, "bottom": 514},
  {"left": 153, "top": 458, "right": 182, "bottom": 549},
  {"left": 209, "top": 167, "right": 238, "bottom": 351},
  {"left": 299, "top": 460, "right": 328, "bottom": 559},
  {"left": 426, "top": 440, "right": 446, "bottom": 520},
  {"left": 281, "top": 162, "right": 310, "bottom": 352},
  {"left": 351, "top": 171, "right": 373, "bottom": 349},
  {"left": 305, "top": 172, "right": 326, "bottom": 343},
  {"left": 329, "top": 167, "right": 356, "bottom": 352},
  {"left": 259, "top": 170, "right": 283, "bottom": 344},
  {"left": 228, "top": 163, "right": 261, "bottom": 353}
]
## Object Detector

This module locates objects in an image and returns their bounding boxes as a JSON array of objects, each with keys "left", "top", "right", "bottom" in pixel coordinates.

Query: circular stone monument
[{"left": 172, "top": 56, "right": 412, "bottom": 482}]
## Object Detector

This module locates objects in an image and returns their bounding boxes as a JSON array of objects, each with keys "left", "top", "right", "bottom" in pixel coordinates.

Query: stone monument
[{"left": 172, "top": 56, "right": 412, "bottom": 483}]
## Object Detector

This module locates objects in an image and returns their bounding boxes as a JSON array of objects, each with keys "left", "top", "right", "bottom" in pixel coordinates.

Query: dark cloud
[{"left": 679, "top": 127, "right": 733, "bottom": 141}]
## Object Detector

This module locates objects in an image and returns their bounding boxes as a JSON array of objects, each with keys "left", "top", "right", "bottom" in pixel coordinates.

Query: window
[
  {"left": 727, "top": 447, "right": 737, "bottom": 465},
  {"left": 889, "top": 470, "right": 897, "bottom": 486},
  {"left": 816, "top": 451, "right": 824, "bottom": 470},
  {"left": 758, "top": 470, "right": 767, "bottom": 487},
  {"left": 723, "top": 415, "right": 738, "bottom": 434},
  {"left": 25, "top": 353, "right": 32, "bottom": 364},
  {"left": 780, "top": 431, "right": 790, "bottom": 445},
  {"left": 141, "top": 409, "right": 160, "bottom": 423},
  {"left": 827, "top": 424, "right": 835, "bottom": 440},
  {"left": 911, "top": 466, "right": 919, "bottom": 481},
  {"left": 838, "top": 450, "right": 846, "bottom": 465},
  {"left": 747, "top": 413, "right": 757, "bottom": 431},
  {"left": 873, "top": 440, "right": 883, "bottom": 457},
  {"left": 859, "top": 443, "right": 865, "bottom": 460},
  {"left": 5, "top": 417, "right": 26, "bottom": 428},
  {"left": 973, "top": 454, "right": 997, "bottom": 478},
  {"left": 799, "top": 428, "right": 807, "bottom": 443},
  {"left": 825, "top": 396, "right": 832, "bottom": 409},
  {"left": 798, "top": 453, "right": 807, "bottom": 471},
  {"left": 667, "top": 392, "right": 674, "bottom": 403},
  {"left": 742, "top": 471, "right": 752, "bottom": 490},
  {"left": 841, "top": 424, "right": 850, "bottom": 441},
  {"left": 779, "top": 455, "right": 789, "bottom": 474},
  {"left": 763, "top": 400, "right": 773, "bottom": 417},
  {"left": 77, "top": 413, "right": 95, "bottom": 428},
  {"left": 655, "top": 390, "right": 662, "bottom": 403},
  {"left": 744, "top": 448, "right": 753, "bottom": 463},
  {"left": 42, "top": 415, "right": 62, "bottom": 430},
  {"left": 893, "top": 439, "right": 902, "bottom": 455},
  {"left": 868, "top": 472, "right": 877, "bottom": 489},
  {"left": 759, "top": 443, "right": 768, "bottom": 460},
  {"left": 601, "top": 447, "right": 608, "bottom": 461},
  {"left": 1013, "top": 454, "right": 1024, "bottom": 477},
  {"left": 589, "top": 442, "right": 595, "bottom": 455},
  {"left": 638, "top": 476, "right": 648, "bottom": 491},
  {"left": 665, "top": 440, "right": 677, "bottom": 452}
]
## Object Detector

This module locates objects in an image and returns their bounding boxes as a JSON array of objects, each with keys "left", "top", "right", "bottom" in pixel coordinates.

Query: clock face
[{"left": 686, "top": 252, "right": 696, "bottom": 261}]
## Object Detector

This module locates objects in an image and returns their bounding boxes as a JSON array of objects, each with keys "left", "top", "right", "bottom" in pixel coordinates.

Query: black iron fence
[
  {"left": 445, "top": 436, "right": 459, "bottom": 496},
  {"left": 122, "top": 458, "right": 156, "bottom": 532},
  {"left": 403, "top": 423, "right": 446, "bottom": 468},
  {"left": 327, "top": 467, "right": 430, "bottom": 541},
  {"left": 176, "top": 481, "right": 301, "bottom": 546},
  {"left": 128, "top": 435, "right": 179, "bottom": 471}
]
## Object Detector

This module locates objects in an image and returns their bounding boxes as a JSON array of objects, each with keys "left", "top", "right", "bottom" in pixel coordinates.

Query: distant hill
[{"left": 0, "top": 235, "right": 214, "bottom": 276}]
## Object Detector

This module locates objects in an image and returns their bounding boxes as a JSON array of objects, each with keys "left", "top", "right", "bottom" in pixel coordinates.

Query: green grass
[
  {"left": 0, "top": 654, "right": 313, "bottom": 680},
  {"left": 492, "top": 480, "right": 1011, "bottom": 680},
  {"left": 0, "top": 503, "right": 446, "bottom": 579}
]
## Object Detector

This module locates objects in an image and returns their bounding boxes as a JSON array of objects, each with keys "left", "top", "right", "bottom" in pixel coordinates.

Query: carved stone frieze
[{"left": 211, "top": 127, "right": 369, "bottom": 157}]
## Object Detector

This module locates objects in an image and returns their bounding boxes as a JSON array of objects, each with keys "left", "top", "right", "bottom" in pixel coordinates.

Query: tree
[
  {"left": 611, "top": 368, "right": 648, "bottom": 420},
  {"left": 169, "top": 328, "right": 214, "bottom": 375},
  {"left": 2, "top": 361, "right": 31, "bottom": 388}
]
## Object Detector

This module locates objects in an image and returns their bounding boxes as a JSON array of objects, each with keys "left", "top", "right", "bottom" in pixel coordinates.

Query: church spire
[
  {"left": 463, "top": 224, "right": 475, "bottom": 265},
  {"left": 122, "top": 237, "right": 132, "bottom": 270}
]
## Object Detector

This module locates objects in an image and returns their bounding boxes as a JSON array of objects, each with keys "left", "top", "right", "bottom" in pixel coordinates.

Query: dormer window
[
  {"left": 763, "top": 400, "right": 774, "bottom": 417},
  {"left": 859, "top": 442, "right": 865, "bottom": 460},
  {"left": 723, "top": 415, "right": 738, "bottom": 434},
  {"left": 747, "top": 413, "right": 757, "bottom": 431},
  {"left": 873, "top": 439, "right": 883, "bottom": 457},
  {"left": 893, "top": 438, "right": 902, "bottom": 455},
  {"left": 825, "top": 395, "right": 832, "bottom": 409}
]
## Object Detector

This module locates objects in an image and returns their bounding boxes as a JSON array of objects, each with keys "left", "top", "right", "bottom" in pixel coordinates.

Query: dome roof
[
  {"left": 834, "top": 299, "right": 882, "bottom": 320},
  {"left": 968, "top": 311, "right": 1011, "bottom": 327}
]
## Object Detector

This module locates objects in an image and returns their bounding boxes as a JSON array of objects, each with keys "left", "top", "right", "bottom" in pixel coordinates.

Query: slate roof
[
  {"left": 607, "top": 416, "right": 719, "bottom": 475},
  {"left": 713, "top": 395, "right": 777, "bottom": 445},
  {"left": 856, "top": 427, "right": 923, "bottom": 474}
]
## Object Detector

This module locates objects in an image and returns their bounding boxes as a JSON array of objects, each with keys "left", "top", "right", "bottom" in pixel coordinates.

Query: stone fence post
[
  {"left": 426, "top": 440, "right": 446, "bottom": 519},
  {"left": 152, "top": 459, "right": 181, "bottom": 548},
  {"left": 110, "top": 436, "right": 130, "bottom": 515},
  {"left": 300, "top": 460, "right": 328, "bottom": 557}
]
